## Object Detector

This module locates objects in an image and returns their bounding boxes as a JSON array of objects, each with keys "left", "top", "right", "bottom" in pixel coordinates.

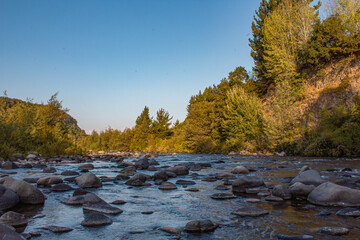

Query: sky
[{"left": 0, "top": 0, "right": 262, "bottom": 133}]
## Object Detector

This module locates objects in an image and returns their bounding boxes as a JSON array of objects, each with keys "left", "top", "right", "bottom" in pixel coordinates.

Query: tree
[
  {"left": 152, "top": 108, "right": 173, "bottom": 138},
  {"left": 130, "top": 106, "right": 152, "bottom": 151}
]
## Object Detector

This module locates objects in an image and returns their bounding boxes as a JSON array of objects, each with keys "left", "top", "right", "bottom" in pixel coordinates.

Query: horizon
[{"left": 0, "top": 0, "right": 261, "bottom": 132}]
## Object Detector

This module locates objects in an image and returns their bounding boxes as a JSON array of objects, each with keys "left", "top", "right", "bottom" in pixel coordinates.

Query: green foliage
[
  {"left": 151, "top": 108, "right": 173, "bottom": 138},
  {"left": 130, "top": 106, "right": 152, "bottom": 151},
  {"left": 321, "top": 76, "right": 351, "bottom": 94}
]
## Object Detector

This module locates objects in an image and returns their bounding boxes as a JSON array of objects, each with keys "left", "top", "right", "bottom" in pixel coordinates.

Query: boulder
[
  {"left": 134, "top": 158, "right": 149, "bottom": 170},
  {"left": 166, "top": 166, "right": 189, "bottom": 175},
  {"left": 232, "top": 176, "right": 265, "bottom": 193},
  {"left": 336, "top": 207, "right": 360, "bottom": 217},
  {"left": 43, "top": 167, "right": 56, "bottom": 173},
  {"left": 0, "top": 177, "right": 45, "bottom": 204},
  {"left": 0, "top": 211, "right": 28, "bottom": 231},
  {"left": 158, "top": 181, "right": 177, "bottom": 190},
  {"left": 61, "top": 195, "right": 85, "bottom": 206},
  {"left": 215, "top": 172, "right": 236, "bottom": 180},
  {"left": 120, "top": 166, "right": 137, "bottom": 175},
  {"left": 11, "top": 153, "right": 25, "bottom": 161},
  {"left": 153, "top": 171, "right": 169, "bottom": 181},
  {"left": 0, "top": 184, "right": 19, "bottom": 210},
  {"left": 115, "top": 174, "right": 130, "bottom": 181},
  {"left": 308, "top": 182, "right": 360, "bottom": 207},
  {"left": 125, "top": 173, "right": 151, "bottom": 186},
  {"left": 42, "top": 225, "right": 73, "bottom": 233},
  {"left": 272, "top": 185, "right": 291, "bottom": 200},
  {"left": 75, "top": 172, "right": 102, "bottom": 188},
  {"left": 184, "top": 220, "right": 218, "bottom": 233},
  {"left": 210, "top": 193, "right": 237, "bottom": 200},
  {"left": 231, "top": 207, "right": 269, "bottom": 217},
  {"left": 83, "top": 193, "right": 123, "bottom": 215},
  {"left": 317, "top": 227, "right": 349, "bottom": 236},
  {"left": 78, "top": 164, "right": 94, "bottom": 170},
  {"left": 231, "top": 166, "right": 250, "bottom": 174},
  {"left": 81, "top": 213, "right": 112, "bottom": 227},
  {"left": 51, "top": 183, "right": 74, "bottom": 192},
  {"left": 2, "top": 161, "right": 19, "bottom": 170},
  {"left": 290, "top": 170, "right": 325, "bottom": 187},
  {"left": 61, "top": 171, "right": 79, "bottom": 176},
  {"left": 37, "top": 176, "right": 63, "bottom": 187},
  {"left": 158, "top": 227, "right": 182, "bottom": 235},
  {"left": 0, "top": 224, "right": 26, "bottom": 240},
  {"left": 176, "top": 180, "right": 196, "bottom": 185},
  {"left": 289, "top": 182, "right": 315, "bottom": 199}
]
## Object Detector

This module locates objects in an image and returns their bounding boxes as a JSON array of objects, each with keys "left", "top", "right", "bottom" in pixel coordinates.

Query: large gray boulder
[
  {"left": 1, "top": 161, "right": 19, "bottom": 170},
  {"left": 272, "top": 184, "right": 292, "bottom": 200},
  {"left": 81, "top": 213, "right": 113, "bottom": 227},
  {"left": 166, "top": 166, "right": 189, "bottom": 175},
  {"left": 75, "top": 172, "right": 102, "bottom": 188},
  {"left": 184, "top": 220, "right": 218, "bottom": 233},
  {"left": 0, "top": 224, "right": 26, "bottom": 240},
  {"left": 125, "top": 173, "right": 151, "bottom": 186},
  {"left": 0, "top": 184, "right": 19, "bottom": 210},
  {"left": 232, "top": 176, "right": 265, "bottom": 193},
  {"left": 0, "top": 211, "right": 28, "bottom": 232},
  {"left": 289, "top": 182, "right": 315, "bottom": 199},
  {"left": 37, "top": 176, "right": 63, "bottom": 187},
  {"left": 290, "top": 169, "right": 325, "bottom": 187},
  {"left": 83, "top": 193, "right": 123, "bottom": 215},
  {"left": 308, "top": 182, "right": 360, "bottom": 207},
  {"left": 0, "top": 177, "right": 45, "bottom": 204}
]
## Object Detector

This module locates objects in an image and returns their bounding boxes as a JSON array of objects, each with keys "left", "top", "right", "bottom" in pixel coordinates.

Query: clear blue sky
[{"left": 0, "top": 0, "right": 261, "bottom": 132}]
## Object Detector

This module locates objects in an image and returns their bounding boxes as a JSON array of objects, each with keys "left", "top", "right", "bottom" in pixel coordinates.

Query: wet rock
[
  {"left": 0, "top": 177, "right": 45, "bottom": 204},
  {"left": 75, "top": 172, "right": 102, "bottom": 188},
  {"left": 111, "top": 200, "right": 126, "bottom": 205},
  {"left": 61, "top": 171, "right": 79, "bottom": 176},
  {"left": 272, "top": 185, "right": 291, "bottom": 200},
  {"left": 289, "top": 182, "right": 315, "bottom": 199},
  {"left": 290, "top": 170, "right": 325, "bottom": 187},
  {"left": 202, "top": 176, "right": 217, "bottom": 182},
  {"left": 0, "top": 223, "right": 26, "bottom": 240},
  {"left": 120, "top": 166, "right": 137, "bottom": 175},
  {"left": 73, "top": 188, "right": 89, "bottom": 196},
  {"left": 153, "top": 171, "right": 169, "bottom": 181},
  {"left": 274, "top": 233, "right": 317, "bottom": 239},
  {"left": 186, "top": 188, "right": 199, "bottom": 192},
  {"left": 166, "top": 166, "right": 189, "bottom": 176},
  {"left": 43, "top": 167, "right": 56, "bottom": 173},
  {"left": 32, "top": 164, "right": 46, "bottom": 169},
  {"left": 147, "top": 166, "right": 157, "bottom": 171},
  {"left": 231, "top": 166, "right": 249, "bottom": 174},
  {"left": 2, "top": 161, "right": 19, "bottom": 170},
  {"left": 11, "top": 153, "right": 25, "bottom": 161},
  {"left": 141, "top": 211, "right": 154, "bottom": 214},
  {"left": 64, "top": 177, "right": 77, "bottom": 182},
  {"left": 158, "top": 181, "right": 177, "bottom": 190},
  {"left": 210, "top": 192, "right": 237, "bottom": 200},
  {"left": 231, "top": 207, "right": 269, "bottom": 217},
  {"left": 0, "top": 211, "right": 28, "bottom": 231},
  {"left": 83, "top": 193, "right": 123, "bottom": 215},
  {"left": 26, "top": 154, "right": 37, "bottom": 160},
  {"left": 317, "top": 227, "right": 349, "bottom": 236},
  {"left": 265, "top": 195, "right": 284, "bottom": 202},
  {"left": 61, "top": 195, "right": 85, "bottom": 206},
  {"left": 115, "top": 174, "right": 130, "bottom": 180},
  {"left": 341, "top": 168, "right": 352, "bottom": 172},
  {"left": 19, "top": 163, "right": 32, "bottom": 169},
  {"left": 246, "top": 198, "right": 261, "bottom": 203},
  {"left": 29, "top": 231, "right": 41, "bottom": 237},
  {"left": 42, "top": 225, "right": 73, "bottom": 233},
  {"left": 245, "top": 186, "right": 268, "bottom": 194},
  {"left": 51, "top": 183, "right": 74, "bottom": 192},
  {"left": 184, "top": 220, "right": 218, "bottom": 233},
  {"left": 21, "top": 232, "right": 31, "bottom": 239},
  {"left": 148, "top": 159, "right": 160, "bottom": 165},
  {"left": 336, "top": 207, "right": 360, "bottom": 217},
  {"left": 0, "top": 184, "right": 19, "bottom": 210},
  {"left": 78, "top": 163, "right": 94, "bottom": 170},
  {"left": 215, "top": 185, "right": 230, "bottom": 191},
  {"left": 232, "top": 176, "right": 265, "bottom": 193},
  {"left": 308, "top": 182, "right": 360, "bottom": 207},
  {"left": 215, "top": 172, "right": 236, "bottom": 180},
  {"left": 134, "top": 158, "right": 149, "bottom": 170},
  {"left": 23, "top": 178, "right": 39, "bottom": 184},
  {"left": 158, "top": 227, "right": 182, "bottom": 234},
  {"left": 176, "top": 180, "right": 196, "bottom": 185},
  {"left": 317, "top": 210, "right": 331, "bottom": 216},
  {"left": 37, "top": 176, "right": 63, "bottom": 187},
  {"left": 125, "top": 173, "right": 151, "bottom": 186},
  {"left": 81, "top": 213, "right": 113, "bottom": 227}
]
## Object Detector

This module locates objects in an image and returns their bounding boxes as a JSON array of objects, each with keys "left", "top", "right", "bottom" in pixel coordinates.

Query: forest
[{"left": 1, "top": 0, "right": 360, "bottom": 158}]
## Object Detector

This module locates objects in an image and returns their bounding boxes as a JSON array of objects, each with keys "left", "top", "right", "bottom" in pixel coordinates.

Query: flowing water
[{"left": 3, "top": 153, "right": 360, "bottom": 239}]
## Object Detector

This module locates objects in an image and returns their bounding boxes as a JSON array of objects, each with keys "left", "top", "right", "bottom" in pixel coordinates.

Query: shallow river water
[{"left": 3, "top": 153, "right": 360, "bottom": 239}]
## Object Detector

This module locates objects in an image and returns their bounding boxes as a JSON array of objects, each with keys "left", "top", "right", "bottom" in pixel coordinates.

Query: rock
[
  {"left": 42, "top": 225, "right": 73, "bottom": 233},
  {"left": 246, "top": 198, "right": 261, "bottom": 203},
  {"left": 61, "top": 171, "right": 79, "bottom": 176},
  {"left": 186, "top": 188, "right": 199, "bottom": 192},
  {"left": 273, "top": 233, "right": 318, "bottom": 239},
  {"left": 336, "top": 208, "right": 360, "bottom": 217},
  {"left": 147, "top": 166, "right": 157, "bottom": 171},
  {"left": 202, "top": 176, "right": 217, "bottom": 182},
  {"left": 232, "top": 176, "right": 265, "bottom": 193},
  {"left": 317, "top": 227, "right": 349, "bottom": 236},
  {"left": 210, "top": 193, "right": 237, "bottom": 200},
  {"left": 148, "top": 159, "right": 160, "bottom": 165},
  {"left": 265, "top": 195, "right": 284, "bottom": 202},
  {"left": 158, "top": 182, "right": 177, "bottom": 190},
  {"left": 272, "top": 185, "right": 291, "bottom": 200},
  {"left": 26, "top": 154, "right": 37, "bottom": 159},
  {"left": 158, "top": 227, "right": 182, "bottom": 234},
  {"left": 245, "top": 186, "right": 268, "bottom": 194},
  {"left": 115, "top": 174, "right": 130, "bottom": 180},
  {"left": 214, "top": 185, "right": 230, "bottom": 190},
  {"left": 81, "top": 213, "right": 113, "bottom": 227},
  {"left": 0, "top": 184, "right": 20, "bottom": 210},
  {"left": 300, "top": 166, "right": 310, "bottom": 173},
  {"left": 176, "top": 180, "right": 196, "bottom": 185},
  {"left": 43, "top": 167, "right": 56, "bottom": 173},
  {"left": 0, "top": 177, "right": 45, "bottom": 204},
  {"left": 21, "top": 232, "right": 31, "bottom": 239},
  {"left": 11, "top": 153, "right": 25, "bottom": 161},
  {"left": 231, "top": 166, "right": 249, "bottom": 174},
  {"left": 141, "top": 211, "right": 154, "bottom": 214},
  {"left": 215, "top": 172, "right": 236, "bottom": 180},
  {"left": 37, "top": 176, "right": 63, "bottom": 187},
  {"left": 83, "top": 193, "right": 123, "bottom": 215},
  {"left": 51, "top": 183, "right": 74, "bottom": 192},
  {"left": 153, "top": 171, "right": 169, "bottom": 181},
  {"left": 289, "top": 182, "right": 315, "bottom": 199},
  {"left": 231, "top": 207, "right": 269, "bottom": 217},
  {"left": 166, "top": 166, "right": 189, "bottom": 175},
  {"left": 61, "top": 195, "right": 85, "bottom": 206},
  {"left": 19, "top": 163, "right": 32, "bottom": 169},
  {"left": 0, "top": 223, "right": 26, "bottom": 240},
  {"left": 120, "top": 166, "right": 137, "bottom": 175},
  {"left": 73, "top": 188, "right": 89, "bottom": 196},
  {"left": 29, "top": 231, "right": 41, "bottom": 237},
  {"left": 78, "top": 164, "right": 94, "bottom": 170},
  {"left": 307, "top": 182, "right": 360, "bottom": 207},
  {"left": 290, "top": 170, "right": 325, "bottom": 187},
  {"left": 0, "top": 211, "right": 28, "bottom": 231},
  {"left": 125, "top": 173, "right": 151, "bottom": 186},
  {"left": 2, "top": 161, "right": 19, "bottom": 170},
  {"left": 111, "top": 200, "right": 126, "bottom": 205},
  {"left": 184, "top": 220, "right": 218, "bottom": 233},
  {"left": 134, "top": 158, "right": 149, "bottom": 170},
  {"left": 75, "top": 172, "right": 102, "bottom": 188},
  {"left": 23, "top": 178, "right": 39, "bottom": 183}
]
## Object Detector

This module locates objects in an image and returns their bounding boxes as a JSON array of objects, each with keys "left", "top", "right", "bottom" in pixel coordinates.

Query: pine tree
[{"left": 130, "top": 106, "right": 152, "bottom": 151}]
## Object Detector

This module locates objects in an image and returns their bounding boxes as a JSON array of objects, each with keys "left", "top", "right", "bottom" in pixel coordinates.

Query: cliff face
[{"left": 300, "top": 55, "right": 360, "bottom": 126}]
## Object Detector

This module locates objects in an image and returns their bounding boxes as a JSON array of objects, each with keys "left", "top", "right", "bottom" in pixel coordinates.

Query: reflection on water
[{"left": 2, "top": 154, "right": 360, "bottom": 239}]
